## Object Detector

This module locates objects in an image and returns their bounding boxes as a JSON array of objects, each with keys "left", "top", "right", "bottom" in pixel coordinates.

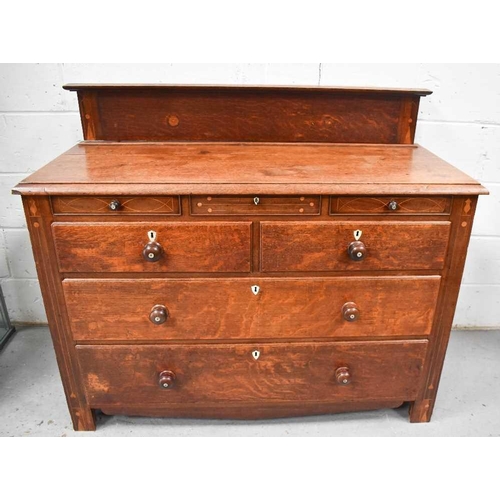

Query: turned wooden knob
[
  {"left": 387, "top": 200, "right": 398, "bottom": 211},
  {"left": 342, "top": 302, "right": 359, "bottom": 322},
  {"left": 143, "top": 240, "right": 163, "bottom": 262},
  {"left": 158, "top": 370, "right": 176, "bottom": 389},
  {"left": 108, "top": 199, "right": 121, "bottom": 211},
  {"left": 347, "top": 240, "right": 366, "bottom": 261},
  {"left": 335, "top": 367, "right": 351, "bottom": 385},
  {"left": 149, "top": 305, "right": 168, "bottom": 325}
]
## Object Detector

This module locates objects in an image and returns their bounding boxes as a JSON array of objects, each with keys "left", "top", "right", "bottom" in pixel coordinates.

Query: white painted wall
[{"left": 0, "top": 63, "right": 498, "bottom": 327}]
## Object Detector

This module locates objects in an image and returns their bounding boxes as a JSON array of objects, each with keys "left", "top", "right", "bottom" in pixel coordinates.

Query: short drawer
[
  {"left": 51, "top": 196, "right": 180, "bottom": 215},
  {"left": 261, "top": 221, "right": 450, "bottom": 271},
  {"left": 64, "top": 277, "right": 440, "bottom": 341},
  {"left": 53, "top": 222, "right": 251, "bottom": 273},
  {"left": 77, "top": 340, "right": 428, "bottom": 406},
  {"left": 190, "top": 195, "right": 320, "bottom": 215},
  {"left": 331, "top": 196, "right": 451, "bottom": 215}
]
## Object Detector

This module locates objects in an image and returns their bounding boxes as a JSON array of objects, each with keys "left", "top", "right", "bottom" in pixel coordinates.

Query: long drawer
[
  {"left": 260, "top": 221, "right": 451, "bottom": 271},
  {"left": 52, "top": 222, "right": 252, "bottom": 273},
  {"left": 77, "top": 340, "right": 428, "bottom": 406},
  {"left": 64, "top": 276, "right": 440, "bottom": 341}
]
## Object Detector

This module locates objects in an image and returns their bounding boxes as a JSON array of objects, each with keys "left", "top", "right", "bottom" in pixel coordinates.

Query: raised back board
[{"left": 64, "top": 84, "right": 431, "bottom": 144}]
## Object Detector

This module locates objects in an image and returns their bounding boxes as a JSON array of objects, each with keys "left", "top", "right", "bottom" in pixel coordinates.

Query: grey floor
[{"left": 0, "top": 326, "right": 499, "bottom": 437}]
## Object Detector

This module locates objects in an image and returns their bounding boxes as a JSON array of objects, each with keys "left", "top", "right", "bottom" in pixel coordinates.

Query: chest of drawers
[{"left": 14, "top": 84, "right": 487, "bottom": 430}]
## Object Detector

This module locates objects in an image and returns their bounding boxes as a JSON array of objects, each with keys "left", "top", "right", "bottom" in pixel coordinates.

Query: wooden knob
[
  {"left": 347, "top": 240, "right": 366, "bottom": 261},
  {"left": 143, "top": 241, "right": 163, "bottom": 262},
  {"left": 149, "top": 305, "right": 168, "bottom": 325},
  {"left": 342, "top": 302, "right": 359, "bottom": 322},
  {"left": 158, "top": 370, "right": 175, "bottom": 389},
  {"left": 109, "top": 199, "right": 121, "bottom": 211},
  {"left": 335, "top": 367, "right": 351, "bottom": 385}
]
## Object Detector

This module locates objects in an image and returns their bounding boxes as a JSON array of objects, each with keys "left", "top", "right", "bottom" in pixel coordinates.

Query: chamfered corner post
[
  {"left": 19, "top": 195, "right": 97, "bottom": 431},
  {"left": 409, "top": 196, "right": 479, "bottom": 424}
]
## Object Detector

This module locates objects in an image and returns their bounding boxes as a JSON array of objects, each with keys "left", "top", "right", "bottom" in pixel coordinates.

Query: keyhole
[
  {"left": 252, "top": 350, "right": 260, "bottom": 360},
  {"left": 149, "top": 230, "right": 156, "bottom": 241}
]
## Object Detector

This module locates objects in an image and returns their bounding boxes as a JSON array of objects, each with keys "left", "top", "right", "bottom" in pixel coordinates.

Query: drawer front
[
  {"left": 190, "top": 195, "right": 320, "bottom": 215},
  {"left": 261, "top": 221, "right": 450, "bottom": 271},
  {"left": 53, "top": 222, "right": 252, "bottom": 273},
  {"left": 77, "top": 340, "right": 428, "bottom": 405},
  {"left": 331, "top": 196, "right": 451, "bottom": 215},
  {"left": 64, "top": 277, "right": 441, "bottom": 341},
  {"left": 52, "top": 196, "right": 180, "bottom": 215}
]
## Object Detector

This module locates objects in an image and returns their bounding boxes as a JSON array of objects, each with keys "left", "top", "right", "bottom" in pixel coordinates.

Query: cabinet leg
[
  {"left": 409, "top": 399, "right": 434, "bottom": 423},
  {"left": 70, "top": 406, "right": 96, "bottom": 431}
]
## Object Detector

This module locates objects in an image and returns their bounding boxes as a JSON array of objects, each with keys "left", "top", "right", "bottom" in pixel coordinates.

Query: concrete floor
[{"left": 0, "top": 326, "right": 499, "bottom": 436}]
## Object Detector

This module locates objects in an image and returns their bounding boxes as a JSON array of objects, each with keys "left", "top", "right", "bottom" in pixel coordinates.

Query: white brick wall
[{"left": 0, "top": 63, "right": 498, "bottom": 327}]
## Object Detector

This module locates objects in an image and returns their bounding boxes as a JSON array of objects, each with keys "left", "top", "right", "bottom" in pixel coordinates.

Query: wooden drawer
[
  {"left": 331, "top": 196, "right": 451, "bottom": 215},
  {"left": 261, "top": 221, "right": 450, "bottom": 272},
  {"left": 64, "top": 276, "right": 440, "bottom": 341},
  {"left": 52, "top": 222, "right": 252, "bottom": 273},
  {"left": 51, "top": 196, "right": 180, "bottom": 215},
  {"left": 190, "top": 195, "right": 320, "bottom": 215},
  {"left": 77, "top": 340, "right": 428, "bottom": 406}
]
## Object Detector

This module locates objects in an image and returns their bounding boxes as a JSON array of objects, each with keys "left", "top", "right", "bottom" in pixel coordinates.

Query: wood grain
[
  {"left": 14, "top": 85, "right": 487, "bottom": 429},
  {"left": 63, "top": 276, "right": 441, "bottom": 341},
  {"left": 21, "top": 197, "right": 96, "bottom": 430},
  {"left": 331, "top": 196, "right": 451, "bottom": 214},
  {"left": 77, "top": 340, "right": 428, "bottom": 406},
  {"left": 63, "top": 85, "right": 431, "bottom": 143},
  {"left": 77, "top": 91, "right": 101, "bottom": 141},
  {"left": 260, "top": 221, "right": 451, "bottom": 272},
  {"left": 51, "top": 196, "right": 180, "bottom": 215},
  {"left": 410, "top": 196, "right": 479, "bottom": 422},
  {"left": 13, "top": 143, "right": 488, "bottom": 197},
  {"left": 52, "top": 222, "right": 252, "bottom": 273},
  {"left": 190, "top": 195, "right": 320, "bottom": 216}
]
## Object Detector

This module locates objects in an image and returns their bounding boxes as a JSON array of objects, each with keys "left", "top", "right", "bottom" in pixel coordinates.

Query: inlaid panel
[
  {"left": 190, "top": 195, "right": 320, "bottom": 215},
  {"left": 51, "top": 196, "right": 180, "bottom": 215},
  {"left": 331, "top": 196, "right": 451, "bottom": 215}
]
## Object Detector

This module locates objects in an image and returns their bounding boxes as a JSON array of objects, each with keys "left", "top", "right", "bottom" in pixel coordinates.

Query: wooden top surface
[
  {"left": 63, "top": 83, "right": 433, "bottom": 96},
  {"left": 14, "top": 142, "right": 487, "bottom": 196}
]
